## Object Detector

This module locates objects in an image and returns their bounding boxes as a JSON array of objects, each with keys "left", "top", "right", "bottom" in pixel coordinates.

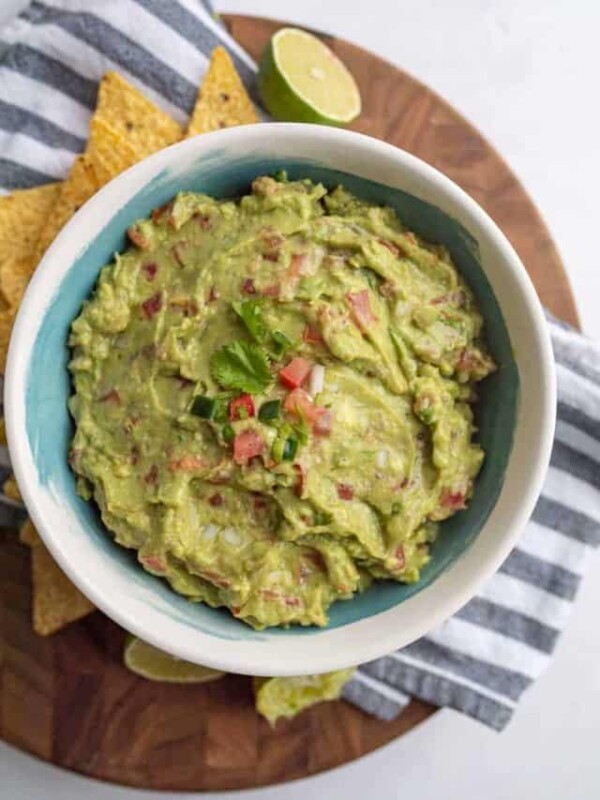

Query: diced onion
[
  {"left": 328, "top": 382, "right": 339, "bottom": 393},
  {"left": 309, "top": 364, "right": 325, "bottom": 397},
  {"left": 376, "top": 449, "right": 389, "bottom": 468},
  {"left": 267, "top": 570, "right": 286, "bottom": 584},
  {"left": 395, "top": 300, "right": 410, "bottom": 318},
  {"left": 221, "top": 527, "right": 242, "bottom": 546},
  {"left": 202, "top": 523, "right": 219, "bottom": 541}
]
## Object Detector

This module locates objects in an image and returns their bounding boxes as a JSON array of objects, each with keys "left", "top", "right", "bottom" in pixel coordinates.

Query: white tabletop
[{"left": 1, "top": 1, "right": 599, "bottom": 798}]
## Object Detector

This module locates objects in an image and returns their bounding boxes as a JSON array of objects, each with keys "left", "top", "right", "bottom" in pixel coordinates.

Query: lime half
[
  {"left": 258, "top": 27, "right": 361, "bottom": 126},
  {"left": 124, "top": 637, "right": 225, "bottom": 684}
]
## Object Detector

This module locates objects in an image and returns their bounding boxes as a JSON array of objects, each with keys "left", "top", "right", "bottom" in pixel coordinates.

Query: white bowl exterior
[{"left": 4, "top": 125, "right": 556, "bottom": 675}]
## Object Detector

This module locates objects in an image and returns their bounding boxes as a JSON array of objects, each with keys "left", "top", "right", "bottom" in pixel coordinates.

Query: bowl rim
[{"left": 4, "top": 123, "right": 556, "bottom": 675}]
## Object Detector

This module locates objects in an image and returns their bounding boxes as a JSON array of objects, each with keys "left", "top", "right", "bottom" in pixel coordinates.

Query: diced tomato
[
  {"left": 151, "top": 201, "right": 173, "bottom": 224},
  {"left": 233, "top": 430, "right": 265, "bottom": 465},
  {"left": 313, "top": 408, "right": 332, "bottom": 436},
  {"left": 144, "top": 464, "right": 158, "bottom": 485},
  {"left": 378, "top": 238, "right": 400, "bottom": 256},
  {"left": 283, "top": 388, "right": 314, "bottom": 418},
  {"left": 259, "top": 589, "right": 301, "bottom": 607},
  {"left": 293, "top": 463, "right": 307, "bottom": 498},
  {"left": 209, "top": 493, "right": 224, "bottom": 507},
  {"left": 140, "top": 554, "right": 167, "bottom": 573},
  {"left": 440, "top": 489, "right": 466, "bottom": 510},
  {"left": 431, "top": 290, "right": 467, "bottom": 307},
  {"left": 262, "top": 230, "right": 284, "bottom": 261},
  {"left": 395, "top": 545, "right": 405, "bottom": 570},
  {"left": 454, "top": 290, "right": 466, "bottom": 308},
  {"left": 68, "top": 449, "right": 82, "bottom": 469},
  {"left": 261, "top": 283, "right": 281, "bottom": 297},
  {"left": 99, "top": 388, "right": 121, "bottom": 404},
  {"left": 229, "top": 394, "right": 255, "bottom": 421},
  {"left": 199, "top": 569, "right": 231, "bottom": 589},
  {"left": 253, "top": 494, "right": 267, "bottom": 511},
  {"left": 337, "top": 482, "right": 354, "bottom": 500},
  {"left": 279, "top": 357, "right": 312, "bottom": 389},
  {"left": 168, "top": 454, "right": 206, "bottom": 472},
  {"left": 456, "top": 349, "right": 475, "bottom": 371},
  {"left": 305, "top": 550, "right": 326, "bottom": 572},
  {"left": 141, "top": 291, "right": 162, "bottom": 319},
  {"left": 127, "top": 225, "right": 151, "bottom": 249},
  {"left": 303, "top": 324, "right": 323, "bottom": 345},
  {"left": 288, "top": 252, "right": 308, "bottom": 278},
  {"left": 195, "top": 214, "right": 212, "bottom": 230},
  {"left": 172, "top": 242, "right": 187, "bottom": 268},
  {"left": 260, "top": 588, "right": 280, "bottom": 602},
  {"left": 284, "top": 389, "right": 331, "bottom": 434},
  {"left": 347, "top": 290, "right": 377, "bottom": 331},
  {"left": 242, "top": 278, "right": 256, "bottom": 294},
  {"left": 141, "top": 262, "right": 157, "bottom": 281}
]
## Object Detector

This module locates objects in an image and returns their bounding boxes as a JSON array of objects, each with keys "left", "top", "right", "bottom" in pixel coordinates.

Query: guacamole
[
  {"left": 68, "top": 175, "right": 495, "bottom": 629},
  {"left": 254, "top": 669, "right": 355, "bottom": 725}
]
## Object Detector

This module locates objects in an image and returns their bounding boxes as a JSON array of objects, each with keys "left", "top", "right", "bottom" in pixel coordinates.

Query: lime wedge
[
  {"left": 258, "top": 27, "right": 361, "bottom": 126},
  {"left": 124, "top": 636, "right": 225, "bottom": 684}
]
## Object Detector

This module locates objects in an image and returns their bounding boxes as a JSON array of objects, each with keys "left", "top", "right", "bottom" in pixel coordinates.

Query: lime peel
[{"left": 124, "top": 636, "right": 226, "bottom": 684}]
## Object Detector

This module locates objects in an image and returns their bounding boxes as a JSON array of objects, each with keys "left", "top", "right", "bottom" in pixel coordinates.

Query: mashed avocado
[
  {"left": 68, "top": 176, "right": 495, "bottom": 629},
  {"left": 254, "top": 669, "right": 355, "bottom": 725}
]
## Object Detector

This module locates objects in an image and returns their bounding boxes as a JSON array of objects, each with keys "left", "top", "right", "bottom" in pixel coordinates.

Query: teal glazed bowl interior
[{"left": 5, "top": 125, "right": 554, "bottom": 675}]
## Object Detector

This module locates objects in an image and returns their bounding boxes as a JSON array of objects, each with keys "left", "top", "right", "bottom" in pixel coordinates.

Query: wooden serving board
[{"left": 0, "top": 14, "right": 579, "bottom": 793}]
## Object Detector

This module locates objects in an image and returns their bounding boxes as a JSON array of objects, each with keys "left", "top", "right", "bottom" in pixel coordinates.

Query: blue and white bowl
[{"left": 4, "top": 124, "right": 555, "bottom": 675}]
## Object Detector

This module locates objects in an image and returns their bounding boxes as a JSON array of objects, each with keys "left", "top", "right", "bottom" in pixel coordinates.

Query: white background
[{"left": 1, "top": 1, "right": 599, "bottom": 798}]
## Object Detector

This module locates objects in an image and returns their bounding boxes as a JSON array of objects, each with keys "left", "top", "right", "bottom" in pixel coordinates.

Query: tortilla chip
[
  {"left": 32, "top": 155, "right": 99, "bottom": 267},
  {"left": 86, "top": 116, "right": 141, "bottom": 186},
  {"left": 186, "top": 47, "right": 258, "bottom": 137},
  {"left": 0, "top": 259, "right": 29, "bottom": 313},
  {"left": 21, "top": 74, "right": 181, "bottom": 276},
  {"left": 32, "top": 540, "right": 95, "bottom": 635},
  {"left": 83, "top": 74, "right": 183, "bottom": 205},
  {"left": 95, "top": 71, "right": 182, "bottom": 157},
  {"left": 0, "top": 184, "right": 60, "bottom": 269},
  {"left": 2, "top": 474, "right": 22, "bottom": 503},
  {"left": 0, "top": 184, "right": 60, "bottom": 308},
  {"left": 19, "top": 517, "right": 40, "bottom": 547},
  {"left": 0, "top": 306, "right": 17, "bottom": 372}
]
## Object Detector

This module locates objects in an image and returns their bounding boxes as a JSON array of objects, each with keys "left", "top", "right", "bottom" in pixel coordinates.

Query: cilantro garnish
[
  {"left": 232, "top": 299, "right": 268, "bottom": 344},
  {"left": 210, "top": 340, "right": 272, "bottom": 394},
  {"left": 232, "top": 300, "right": 294, "bottom": 361}
]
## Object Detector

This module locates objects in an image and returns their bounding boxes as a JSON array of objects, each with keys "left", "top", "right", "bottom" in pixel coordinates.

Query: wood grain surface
[{"left": 0, "top": 14, "right": 579, "bottom": 793}]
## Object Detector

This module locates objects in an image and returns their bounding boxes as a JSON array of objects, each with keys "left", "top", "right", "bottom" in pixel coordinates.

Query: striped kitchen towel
[
  {"left": 1, "top": 0, "right": 598, "bottom": 732},
  {"left": 0, "top": 0, "right": 255, "bottom": 191},
  {"left": 343, "top": 316, "right": 600, "bottom": 729}
]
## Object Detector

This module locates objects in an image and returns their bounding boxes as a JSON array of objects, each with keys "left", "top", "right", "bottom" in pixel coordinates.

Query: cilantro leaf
[
  {"left": 232, "top": 299, "right": 268, "bottom": 343},
  {"left": 210, "top": 340, "right": 272, "bottom": 394},
  {"left": 232, "top": 301, "right": 294, "bottom": 360}
]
